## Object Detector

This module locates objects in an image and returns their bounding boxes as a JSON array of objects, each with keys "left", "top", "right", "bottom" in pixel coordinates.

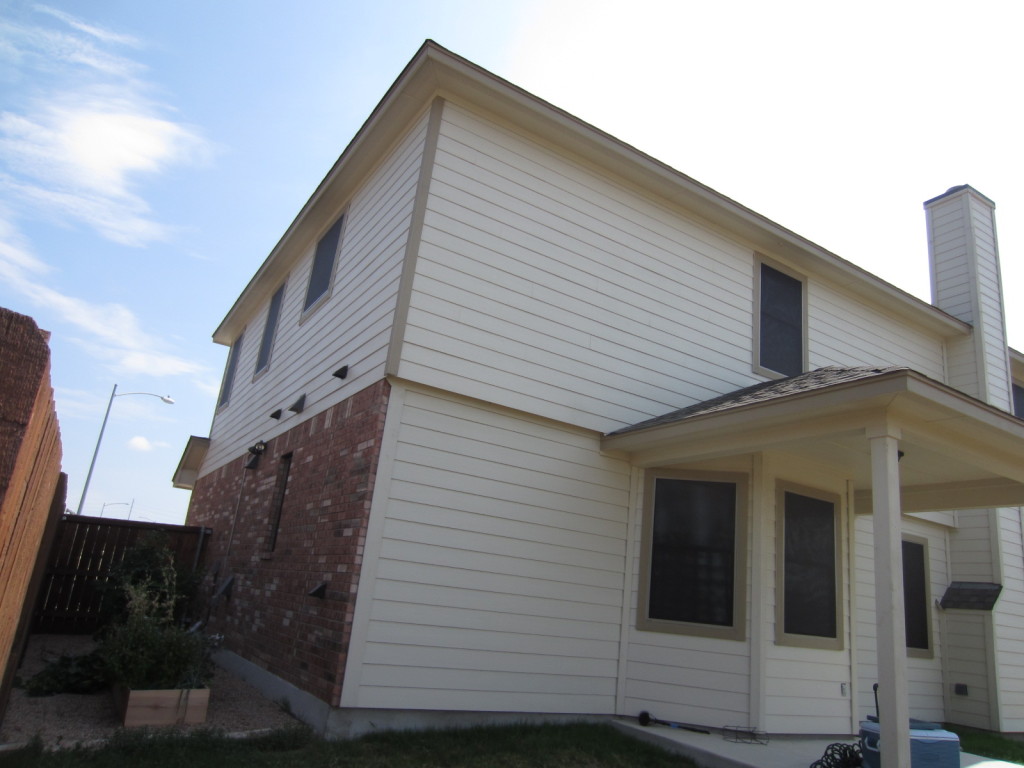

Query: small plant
[
  {"left": 100, "top": 578, "right": 213, "bottom": 690},
  {"left": 19, "top": 650, "right": 108, "bottom": 696}
]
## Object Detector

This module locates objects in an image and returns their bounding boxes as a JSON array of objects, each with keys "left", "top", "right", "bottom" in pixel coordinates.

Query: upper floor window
[
  {"left": 638, "top": 470, "right": 748, "bottom": 641},
  {"left": 756, "top": 260, "right": 805, "bottom": 378},
  {"left": 304, "top": 214, "right": 344, "bottom": 312},
  {"left": 776, "top": 483, "right": 842, "bottom": 649},
  {"left": 218, "top": 332, "right": 244, "bottom": 408},
  {"left": 255, "top": 285, "right": 285, "bottom": 374},
  {"left": 1013, "top": 382, "right": 1024, "bottom": 419}
]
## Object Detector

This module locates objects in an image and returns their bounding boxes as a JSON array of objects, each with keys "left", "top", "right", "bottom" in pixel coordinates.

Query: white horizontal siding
[
  {"left": 200, "top": 113, "right": 429, "bottom": 475},
  {"left": 623, "top": 475, "right": 752, "bottom": 728},
  {"left": 349, "top": 387, "right": 631, "bottom": 714},
  {"left": 993, "top": 507, "right": 1024, "bottom": 731},
  {"left": 809, "top": 282, "right": 945, "bottom": 378},
  {"left": 399, "top": 101, "right": 956, "bottom": 435},
  {"left": 401, "top": 101, "right": 764, "bottom": 433},
  {"left": 854, "top": 516, "right": 947, "bottom": 725}
]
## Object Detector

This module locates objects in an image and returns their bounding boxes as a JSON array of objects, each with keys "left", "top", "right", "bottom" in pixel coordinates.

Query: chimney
[{"left": 925, "top": 185, "right": 1012, "bottom": 410}]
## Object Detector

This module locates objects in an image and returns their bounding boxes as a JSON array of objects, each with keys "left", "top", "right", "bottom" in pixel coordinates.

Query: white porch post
[{"left": 869, "top": 427, "right": 910, "bottom": 768}]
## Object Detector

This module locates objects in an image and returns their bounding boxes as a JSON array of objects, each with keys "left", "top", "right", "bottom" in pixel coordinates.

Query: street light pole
[{"left": 75, "top": 384, "right": 174, "bottom": 516}]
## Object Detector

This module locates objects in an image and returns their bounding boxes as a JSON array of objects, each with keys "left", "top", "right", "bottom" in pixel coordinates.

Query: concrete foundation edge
[
  {"left": 213, "top": 649, "right": 330, "bottom": 733},
  {"left": 213, "top": 649, "right": 609, "bottom": 740}
]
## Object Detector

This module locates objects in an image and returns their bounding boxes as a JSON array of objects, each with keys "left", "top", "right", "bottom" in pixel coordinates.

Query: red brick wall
[
  {"left": 187, "top": 379, "right": 390, "bottom": 705},
  {"left": 0, "top": 308, "right": 64, "bottom": 724}
]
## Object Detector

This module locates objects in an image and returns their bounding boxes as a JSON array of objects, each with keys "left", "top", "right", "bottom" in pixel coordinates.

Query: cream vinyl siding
[
  {"left": 400, "top": 102, "right": 758, "bottom": 434},
  {"left": 399, "top": 103, "right": 954, "bottom": 434},
  {"left": 623, "top": 478, "right": 751, "bottom": 727},
  {"left": 968, "top": 194, "right": 1013, "bottom": 410},
  {"left": 200, "top": 114, "right": 429, "bottom": 475},
  {"left": 808, "top": 282, "right": 945, "bottom": 378},
  {"left": 760, "top": 471, "right": 850, "bottom": 734},
  {"left": 944, "top": 612, "right": 994, "bottom": 729},
  {"left": 347, "top": 387, "right": 630, "bottom": 713},
  {"left": 853, "top": 516, "right": 947, "bottom": 725},
  {"left": 950, "top": 510, "right": 998, "bottom": 583},
  {"left": 994, "top": 506, "right": 1024, "bottom": 730}
]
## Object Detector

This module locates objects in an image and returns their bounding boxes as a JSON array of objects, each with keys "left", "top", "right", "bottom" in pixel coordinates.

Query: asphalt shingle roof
[{"left": 608, "top": 366, "right": 911, "bottom": 436}]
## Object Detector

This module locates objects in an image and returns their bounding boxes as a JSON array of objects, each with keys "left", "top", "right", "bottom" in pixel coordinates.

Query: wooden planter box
[{"left": 113, "top": 684, "right": 210, "bottom": 727}]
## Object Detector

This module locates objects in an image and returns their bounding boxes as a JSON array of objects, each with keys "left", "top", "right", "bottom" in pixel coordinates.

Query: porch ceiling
[{"left": 601, "top": 367, "right": 1024, "bottom": 512}]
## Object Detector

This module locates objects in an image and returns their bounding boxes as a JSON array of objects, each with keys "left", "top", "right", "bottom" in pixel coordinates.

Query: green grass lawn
[
  {"left": 0, "top": 723, "right": 695, "bottom": 768},
  {"left": 953, "top": 727, "right": 1024, "bottom": 765}
]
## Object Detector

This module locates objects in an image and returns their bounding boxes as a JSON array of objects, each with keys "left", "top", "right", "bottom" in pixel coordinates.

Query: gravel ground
[{"left": 0, "top": 634, "right": 299, "bottom": 749}]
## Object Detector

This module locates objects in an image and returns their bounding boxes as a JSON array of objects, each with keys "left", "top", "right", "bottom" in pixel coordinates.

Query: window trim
[
  {"left": 302, "top": 213, "right": 346, "bottom": 316},
  {"left": 217, "top": 332, "right": 244, "bottom": 409},
  {"left": 1012, "top": 381, "right": 1024, "bottom": 419},
  {"left": 637, "top": 469, "right": 749, "bottom": 641},
  {"left": 254, "top": 284, "right": 286, "bottom": 377},
  {"left": 775, "top": 481, "right": 844, "bottom": 650},
  {"left": 903, "top": 535, "right": 934, "bottom": 659},
  {"left": 753, "top": 255, "right": 807, "bottom": 379}
]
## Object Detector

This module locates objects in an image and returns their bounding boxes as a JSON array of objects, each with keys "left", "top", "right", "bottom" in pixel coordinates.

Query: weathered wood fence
[{"left": 33, "top": 515, "right": 212, "bottom": 634}]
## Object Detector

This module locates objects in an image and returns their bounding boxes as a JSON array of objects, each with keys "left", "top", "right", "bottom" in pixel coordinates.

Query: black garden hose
[{"left": 809, "top": 741, "right": 862, "bottom": 768}]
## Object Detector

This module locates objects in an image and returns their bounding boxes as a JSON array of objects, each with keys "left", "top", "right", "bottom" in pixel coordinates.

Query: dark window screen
[
  {"left": 783, "top": 491, "right": 836, "bottom": 638},
  {"left": 267, "top": 453, "right": 292, "bottom": 552},
  {"left": 218, "top": 333, "right": 243, "bottom": 407},
  {"left": 903, "top": 540, "right": 929, "bottom": 650},
  {"left": 760, "top": 264, "right": 803, "bottom": 377},
  {"left": 305, "top": 215, "right": 344, "bottom": 310},
  {"left": 648, "top": 477, "right": 736, "bottom": 627},
  {"left": 1013, "top": 383, "right": 1024, "bottom": 419},
  {"left": 256, "top": 285, "right": 284, "bottom": 372}
]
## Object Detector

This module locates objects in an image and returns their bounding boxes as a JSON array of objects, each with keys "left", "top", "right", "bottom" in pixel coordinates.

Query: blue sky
[{"left": 1, "top": 0, "right": 1022, "bottom": 524}]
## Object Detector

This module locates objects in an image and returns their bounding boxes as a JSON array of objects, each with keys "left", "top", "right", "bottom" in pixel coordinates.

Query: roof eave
[{"left": 213, "top": 41, "right": 969, "bottom": 344}]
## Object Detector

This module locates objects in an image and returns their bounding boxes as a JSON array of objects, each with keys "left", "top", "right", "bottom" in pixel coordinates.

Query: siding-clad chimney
[{"left": 925, "top": 185, "right": 1012, "bottom": 410}]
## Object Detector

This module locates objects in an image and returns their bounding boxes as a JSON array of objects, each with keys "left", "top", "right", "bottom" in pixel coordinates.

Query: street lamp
[
  {"left": 76, "top": 384, "right": 174, "bottom": 516},
  {"left": 100, "top": 500, "right": 134, "bottom": 518}
]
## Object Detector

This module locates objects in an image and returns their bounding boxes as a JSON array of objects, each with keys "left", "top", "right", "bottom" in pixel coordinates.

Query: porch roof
[{"left": 602, "top": 366, "right": 1024, "bottom": 512}]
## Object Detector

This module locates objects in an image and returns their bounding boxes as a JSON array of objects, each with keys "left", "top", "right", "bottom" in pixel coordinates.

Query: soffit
[
  {"left": 602, "top": 368, "right": 1024, "bottom": 512},
  {"left": 213, "top": 41, "right": 968, "bottom": 345},
  {"left": 172, "top": 435, "right": 210, "bottom": 490}
]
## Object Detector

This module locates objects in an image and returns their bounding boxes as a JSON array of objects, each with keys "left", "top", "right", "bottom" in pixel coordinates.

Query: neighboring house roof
[{"left": 212, "top": 41, "right": 969, "bottom": 345}]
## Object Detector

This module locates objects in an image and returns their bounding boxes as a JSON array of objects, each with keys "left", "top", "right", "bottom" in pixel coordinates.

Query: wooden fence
[{"left": 33, "top": 515, "right": 212, "bottom": 634}]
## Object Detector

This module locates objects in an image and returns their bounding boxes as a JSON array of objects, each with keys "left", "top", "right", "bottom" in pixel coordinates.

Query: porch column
[{"left": 869, "top": 427, "right": 910, "bottom": 768}]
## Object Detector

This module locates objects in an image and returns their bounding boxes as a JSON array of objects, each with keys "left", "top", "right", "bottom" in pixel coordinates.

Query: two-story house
[{"left": 175, "top": 41, "right": 1024, "bottom": 763}]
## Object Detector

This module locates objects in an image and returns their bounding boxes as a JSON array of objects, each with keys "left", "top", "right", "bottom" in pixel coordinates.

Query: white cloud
[
  {"left": 33, "top": 5, "right": 142, "bottom": 49},
  {"left": 0, "top": 5, "right": 211, "bottom": 382},
  {"left": 128, "top": 436, "right": 154, "bottom": 451},
  {"left": 0, "top": 11, "right": 141, "bottom": 80},
  {"left": 0, "top": 7, "right": 209, "bottom": 247},
  {"left": 0, "top": 212, "right": 50, "bottom": 273},
  {"left": 1, "top": 254, "right": 204, "bottom": 377}
]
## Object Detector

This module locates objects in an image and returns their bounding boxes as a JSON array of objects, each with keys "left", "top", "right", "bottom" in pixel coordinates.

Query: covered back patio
[{"left": 605, "top": 366, "right": 1024, "bottom": 768}]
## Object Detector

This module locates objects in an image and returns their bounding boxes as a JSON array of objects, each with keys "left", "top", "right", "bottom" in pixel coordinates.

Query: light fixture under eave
[
  {"left": 269, "top": 409, "right": 282, "bottom": 420},
  {"left": 244, "top": 440, "right": 266, "bottom": 470},
  {"left": 288, "top": 394, "right": 306, "bottom": 413},
  {"left": 332, "top": 365, "right": 349, "bottom": 380}
]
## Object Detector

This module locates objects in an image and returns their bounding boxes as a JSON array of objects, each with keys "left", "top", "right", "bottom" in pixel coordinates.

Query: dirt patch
[{"left": 1, "top": 634, "right": 299, "bottom": 749}]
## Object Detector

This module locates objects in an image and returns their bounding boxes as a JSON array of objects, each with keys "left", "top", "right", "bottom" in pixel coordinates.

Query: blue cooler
[{"left": 859, "top": 719, "right": 960, "bottom": 768}]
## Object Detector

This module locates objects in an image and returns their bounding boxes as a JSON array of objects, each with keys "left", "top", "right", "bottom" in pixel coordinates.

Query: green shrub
[
  {"left": 99, "top": 570, "right": 212, "bottom": 690},
  {"left": 20, "top": 650, "right": 108, "bottom": 696}
]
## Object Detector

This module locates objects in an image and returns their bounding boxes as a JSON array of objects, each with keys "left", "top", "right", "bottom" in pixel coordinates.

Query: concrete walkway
[{"left": 612, "top": 720, "right": 1021, "bottom": 768}]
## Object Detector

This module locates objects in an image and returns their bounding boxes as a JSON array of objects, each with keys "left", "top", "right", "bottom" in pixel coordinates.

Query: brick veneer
[{"left": 186, "top": 379, "right": 390, "bottom": 705}]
